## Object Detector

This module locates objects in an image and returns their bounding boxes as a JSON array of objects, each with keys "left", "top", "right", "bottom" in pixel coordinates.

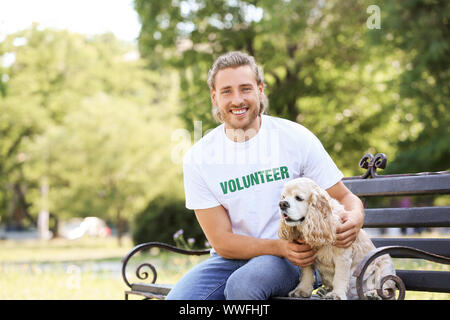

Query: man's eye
[{"left": 295, "top": 196, "right": 303, "bottom": 201}]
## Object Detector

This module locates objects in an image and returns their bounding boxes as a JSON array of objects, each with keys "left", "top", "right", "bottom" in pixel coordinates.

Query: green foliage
[
  {"left": 131, "top": 195, "right": 206, "bottom": 247},
  {"left": 135, "top": 0, "right": 450, "bottom": 175},
  {"left": 0, "top": 26, "right": 186, "bottom": 231},
  {"left": 369, "top": 0, "right": 450, "bottom": 173},
  {"left": 1, "top": 1, "right": 448, "bottom": 245}
]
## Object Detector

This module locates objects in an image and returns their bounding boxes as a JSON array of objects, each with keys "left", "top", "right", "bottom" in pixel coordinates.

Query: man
[{"left": 166, "top": 51, "right": 364, "bottom": 300}]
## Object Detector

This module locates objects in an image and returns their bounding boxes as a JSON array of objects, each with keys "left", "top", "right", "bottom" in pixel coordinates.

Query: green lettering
[
  {"left": 265, "top": 169, "right": 273, "bottom": 182},
  {"left": 220, "top": 181, "right": 228, "bottom": 195},
  {"left": 229, "top": 179, "right": 236, "bottom": 192},
  {"left": 280, "top": 166, "right": 290, "bottom": 179},
  {"left": 242, "top": 175, "right": 251, "bottom": 188},
  {"left": 235, "top": 178, "right": 244, "bottom": 191},
  {"left": 249, "top": 172, "right": 259, "bottom": 185},
  {"left": 273, "top": 167, "right": 281, "bottom": 181},
  {"left": 257, "top": 171, "right": 265, "bottom": 183}
]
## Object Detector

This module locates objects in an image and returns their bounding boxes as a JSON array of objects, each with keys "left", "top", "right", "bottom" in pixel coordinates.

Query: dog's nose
[{"left": 279, "top": 200, "right": 290, "bottom": 210}]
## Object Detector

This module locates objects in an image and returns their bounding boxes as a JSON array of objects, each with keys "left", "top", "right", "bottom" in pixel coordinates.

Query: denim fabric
[{"left": 166, "top": 253, "right": 321, "bottom": 300}]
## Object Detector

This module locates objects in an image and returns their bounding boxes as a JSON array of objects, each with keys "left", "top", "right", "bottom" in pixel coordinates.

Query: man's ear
[
  {"left": 258, "top": 82, "right": 265, "bottom": 99},
  {"left": 211, "top": 88, "right": 217, "bottom": 106}
]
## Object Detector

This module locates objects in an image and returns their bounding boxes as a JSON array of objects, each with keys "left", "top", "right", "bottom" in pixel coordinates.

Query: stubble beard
[{"left": 221, "top": 103, "right": 260, "bottom": 132}]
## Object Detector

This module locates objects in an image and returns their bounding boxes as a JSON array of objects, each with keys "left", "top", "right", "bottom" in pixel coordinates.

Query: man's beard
[{"left": 220, "top": 102, "right": 260, "bottom": 131}]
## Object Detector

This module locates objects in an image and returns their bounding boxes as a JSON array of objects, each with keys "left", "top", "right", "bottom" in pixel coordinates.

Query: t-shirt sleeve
[
  {"left": 183, "top": 152, "right": 221, "bottom": 210},
  {"left": 302, "top": 130, "right": 344, "bottom": 190}
]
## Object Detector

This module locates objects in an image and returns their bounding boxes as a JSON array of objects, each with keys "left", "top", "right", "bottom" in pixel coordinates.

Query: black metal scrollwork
[
  {"left": 376, "top": 275, "right": 406, "bottom": 300},
  {"left": 359, "top": 153, "right": 387, "bottom": 179},
  {"left": 135, "top": 263, "right": 157, "bottom": 284},
  {"left": 353, "top": 246, "right": 450, "bottom": 300},
  {"left": 121, "top": 242, "right": 210, "bottom": 289}
]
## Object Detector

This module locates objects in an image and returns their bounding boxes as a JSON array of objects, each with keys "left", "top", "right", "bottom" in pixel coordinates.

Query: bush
[{"left": 131, "top": 195, "right": 207, "bottom": 248}]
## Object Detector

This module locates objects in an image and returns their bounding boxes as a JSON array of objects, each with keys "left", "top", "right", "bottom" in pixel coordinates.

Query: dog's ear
[
  {"left": 278, "top": 217, "right": 302, "bottom": 241},
  {"left": 278, "top": 218, "right": 289, "bottom": 240},
  {"left": 309, "top": 186, "right": 332, "bottom": 217},
  {"left": 303, "top": 186, "right": 336, "bottom": 245}
]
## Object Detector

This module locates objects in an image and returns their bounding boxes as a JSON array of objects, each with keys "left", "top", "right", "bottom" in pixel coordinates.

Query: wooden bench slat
[
  {"left": 343, "top": 174, "right": 450, "bottom": 196},
  {"left": 397, "top": 270, "right": 450, "bottom": 293},
  {"left": 372, "top": 238, "right": 450, "bottom": 257},
  {"left": 364, "top": 207, "right": 450, "bottom": 228},
  {"left": 131, "top": 283, "right": 173, "bottom": 295}
]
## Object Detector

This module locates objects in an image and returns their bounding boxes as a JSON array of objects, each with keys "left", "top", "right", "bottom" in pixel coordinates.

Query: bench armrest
[
  {"left": 353, "top": 245, "right": 450, "bottom": 300},
  {"left": 121, "top": 241, "right": 210, "bottom": 289}
]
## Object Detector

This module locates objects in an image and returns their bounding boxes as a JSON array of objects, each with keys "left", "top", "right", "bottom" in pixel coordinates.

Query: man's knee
[
  {"left": 224, "top": 255, "right": 299, "bottom": 300},
  {"left": 224, "top": 271, "right": 267, "bottom": 300}
]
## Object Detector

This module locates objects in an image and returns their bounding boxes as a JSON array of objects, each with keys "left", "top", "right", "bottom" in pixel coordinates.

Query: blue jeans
[{"left": 166, "top": 253, "right": 320, "bottom": 300}]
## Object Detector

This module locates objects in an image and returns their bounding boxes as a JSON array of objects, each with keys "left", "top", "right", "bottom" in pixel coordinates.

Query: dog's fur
[{"left": 278, "top": 177, "right": 396, "bottom": 300}]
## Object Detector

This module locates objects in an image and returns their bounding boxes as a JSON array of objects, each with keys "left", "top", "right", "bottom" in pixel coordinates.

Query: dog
[{"left": 278, "top": 177, "right": 396, "bottom": 300}]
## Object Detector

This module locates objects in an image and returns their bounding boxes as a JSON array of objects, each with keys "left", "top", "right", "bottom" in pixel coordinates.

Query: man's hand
[
  {"left": 335, "top": 210, "right": 363, "bottom": 248},
  {"left": 281, "top": 239, "right": 316, "bottom": 267},
  {"left": 326, "top": 181, "right": 365, "bottom": 249}
]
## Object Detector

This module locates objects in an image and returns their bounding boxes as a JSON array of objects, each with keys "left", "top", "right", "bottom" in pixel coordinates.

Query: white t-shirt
[{"left": 183, "top": 114, "right": 343, "bottom": 243}]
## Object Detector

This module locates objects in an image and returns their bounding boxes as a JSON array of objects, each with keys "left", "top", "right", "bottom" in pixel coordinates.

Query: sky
[{"left": 0, "top": 0, "right": 141, "bottom": 43}]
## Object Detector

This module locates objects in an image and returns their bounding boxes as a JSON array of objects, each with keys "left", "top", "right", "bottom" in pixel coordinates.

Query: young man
[{"left": 166, "top": 51, "right": 364, "bottom": 300}]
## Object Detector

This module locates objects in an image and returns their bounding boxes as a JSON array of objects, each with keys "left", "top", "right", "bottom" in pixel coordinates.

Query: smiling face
[
  {"left": 211, "top": 65, "right": 264, "bottom": 134},
  {"left": 279, "top": 178, "right": 313, "bottom": 227}
]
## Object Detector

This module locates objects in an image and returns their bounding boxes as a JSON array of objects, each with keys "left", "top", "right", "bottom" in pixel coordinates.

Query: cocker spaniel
[{"left": 278, "top": 177, "right": 396, "bottom": 300}]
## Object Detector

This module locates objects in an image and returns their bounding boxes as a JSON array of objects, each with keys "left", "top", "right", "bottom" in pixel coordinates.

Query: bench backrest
[{"left": 343, "top": 171, "right": 450, "bottom": 293}]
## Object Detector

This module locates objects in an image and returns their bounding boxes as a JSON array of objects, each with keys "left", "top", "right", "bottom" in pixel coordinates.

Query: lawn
[{"left": 0, "top": 236, "right": 448, "bottom": 300}]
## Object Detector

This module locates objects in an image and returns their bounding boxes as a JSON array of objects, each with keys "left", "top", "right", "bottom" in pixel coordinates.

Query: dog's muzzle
[{"left": 279, "top": 200, "right": 290, "bottom": 210}]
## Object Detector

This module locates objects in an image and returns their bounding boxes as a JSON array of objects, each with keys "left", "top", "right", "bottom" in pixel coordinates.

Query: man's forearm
[
  {"left": 212, "top": 233, "right": 283, "bottom": 260},
  {"left": 339, "top": 192, "right": 364, "bottom": 228}
]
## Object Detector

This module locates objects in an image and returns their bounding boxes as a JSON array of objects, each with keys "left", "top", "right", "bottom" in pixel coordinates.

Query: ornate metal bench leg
[{"left": 376, "top": 275, "right": 406, "bottom": 300}]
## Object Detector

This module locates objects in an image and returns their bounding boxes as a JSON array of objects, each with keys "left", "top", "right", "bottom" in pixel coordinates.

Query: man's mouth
[{"left": 230, "top": 107, "right": 248, "bottom": 116}]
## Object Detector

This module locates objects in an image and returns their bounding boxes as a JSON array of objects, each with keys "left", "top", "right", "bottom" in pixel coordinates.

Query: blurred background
[{"left": 0, "top": 0, "right": 448, "bottom": 299}]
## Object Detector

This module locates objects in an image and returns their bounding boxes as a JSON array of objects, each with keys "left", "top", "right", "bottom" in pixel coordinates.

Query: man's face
[{"left": 211, "top": 65, "right": 264, "bottom": 132}]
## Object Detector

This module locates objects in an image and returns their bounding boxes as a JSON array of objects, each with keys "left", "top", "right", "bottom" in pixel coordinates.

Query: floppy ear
[
  {"left": 278, "top": 217, "right": 303, "bottom": 241},
  {"left": 302, "top": 187, "right": 336, "bottom": 246},
  {"left": 310, "top": 186, "right": 333, "bottom": 218}
]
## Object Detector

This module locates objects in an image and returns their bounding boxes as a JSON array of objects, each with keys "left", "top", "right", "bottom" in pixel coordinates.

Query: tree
[
  {"left": 135, "top": 0, "right": 449, "bottom": 175},
  {"left": 369, "top": 1, "right": 449, "bottom": 173},
  {"left": 0, "top": 26, "right": 186, "bottom": 242},
  {"left": 27, "top": 93, "right": 182, "bottom": 244},
  {"left": 134, "top": 0, "right": 405, "bottom": 175}
]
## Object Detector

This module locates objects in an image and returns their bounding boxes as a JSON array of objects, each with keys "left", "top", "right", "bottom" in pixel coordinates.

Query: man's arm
[
  {"left": 195, "top": 205, "right": 315, "bottom": 266},
  {"left": 326, "top": 181, "right": 365, "bottom": 248}
]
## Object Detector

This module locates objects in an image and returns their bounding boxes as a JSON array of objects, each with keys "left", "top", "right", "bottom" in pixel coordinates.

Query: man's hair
[{"left": 208, "top": 51, "right": 269, "bottom": 122}]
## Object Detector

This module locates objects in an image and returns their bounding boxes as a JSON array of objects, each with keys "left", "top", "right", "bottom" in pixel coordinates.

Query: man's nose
[
  {"left": 279, "top": 200, "right": 290, "bottom": 209},
  {"left": 230, "top": 92, "right": 244, "bottom": 107}
]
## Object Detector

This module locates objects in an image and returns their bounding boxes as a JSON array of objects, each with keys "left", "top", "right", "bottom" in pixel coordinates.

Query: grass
[
  {"left": 0, "top": 237, "right": 134, "bottom": 300},
  {"left": 0, "top": 235, "right": 448, "bottom": 300}
]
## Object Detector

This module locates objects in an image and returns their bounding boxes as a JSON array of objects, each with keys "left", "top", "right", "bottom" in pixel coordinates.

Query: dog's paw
[
  {"left": 364, "top": 290, "right": 382, "bottom": 300},
  {"left": 316, "top": 286, "right": 332, "bottom": 298},
  {"left": 324, "top": 291, "right": 346, "bottom": 300},
  {"left": 288, "top": 286, "right": 313, "bottom": 298}
]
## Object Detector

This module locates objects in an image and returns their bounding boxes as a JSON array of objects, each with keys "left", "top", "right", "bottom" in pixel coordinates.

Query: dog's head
[
  {"left": 279, "top": 178, "right": 312, "bottom": 227},
  {"left": 278, "top": 177, "right": 336, "bottom": 245},
  {"left": 279, "top": 177, "right": 331, "bottom": 226}
]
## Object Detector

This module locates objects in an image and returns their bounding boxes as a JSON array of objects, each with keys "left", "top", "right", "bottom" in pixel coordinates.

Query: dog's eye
[{"left": 295, "top": 195, "right": 303, "bottom": 201}]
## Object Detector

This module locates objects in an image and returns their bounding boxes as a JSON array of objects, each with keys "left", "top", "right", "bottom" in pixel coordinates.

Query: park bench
[{"left": 121, "top": 153, "right": 450, "bottom": 300}]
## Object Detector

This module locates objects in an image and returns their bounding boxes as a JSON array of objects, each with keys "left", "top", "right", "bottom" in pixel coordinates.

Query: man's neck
[{"left": 224, "top": 115, "right": 262, "bottom": 142}]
